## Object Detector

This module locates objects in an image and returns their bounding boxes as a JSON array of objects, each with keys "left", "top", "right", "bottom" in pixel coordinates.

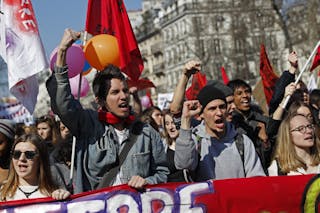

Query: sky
[{"left": 32, "top": 0, "right": 142, "bottom": 60}]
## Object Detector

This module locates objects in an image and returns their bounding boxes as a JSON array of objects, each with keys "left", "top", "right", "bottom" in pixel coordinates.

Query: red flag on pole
[
  {"left": 146, "top": 88, "right": 154, "bottom": 107},
  {"left": 185, "top": 72, "right": 207, "bottom": 100},
  {"left": 221, "top": 66, "right": 230, "bottom": 85},
  {"left": 259, "top": 44, "right": 279, "bottom": 106},
  {"left": 85, "top": 0, "right": 143, "bottom": 81},
  {"left": 310, "top": 46, "right": 320, "bottom": 72},
  {"left": 127, "top": 78, "right": 155, "bottom": 91}
]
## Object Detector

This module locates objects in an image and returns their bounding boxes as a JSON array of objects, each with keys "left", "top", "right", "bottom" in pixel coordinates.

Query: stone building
[{"left": 135, "top": 0, "right": 290, "bottom": 99}]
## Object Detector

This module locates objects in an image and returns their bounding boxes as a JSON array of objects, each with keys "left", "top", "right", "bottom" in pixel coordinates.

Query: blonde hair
[
  {"left": 0, "top": 134, "right": 57, "bottom": 201},
  {"left": 273, "top": 114, "right": 320, "bottom": 174}
]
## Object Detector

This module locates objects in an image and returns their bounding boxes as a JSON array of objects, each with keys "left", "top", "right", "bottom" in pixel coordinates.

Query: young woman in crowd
[
  {"left": 0, "top": 133, "right": 70, "bottom": 201},
  {"left": 0, "top": 119, "right": 15, "bottom": 185},
  {"left": 162, "top": 110, "right": 192, "bottom": 182},
  {"left": 140, "top": 106, "right": 163, "bottom": 132},
  {"left": 36, "top": 115, "right": 60, "bottom": 153},
  {"left": 268, "top": 113, "right": 320, "bottom": 176}
]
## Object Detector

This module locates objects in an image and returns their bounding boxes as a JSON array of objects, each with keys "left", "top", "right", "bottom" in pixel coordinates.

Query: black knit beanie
[
  {"left": 207, "top": 80, "right": 233, "bottom": 97},
  {"left": 197, "top": 84, "right": 226, "bottom": 110}
]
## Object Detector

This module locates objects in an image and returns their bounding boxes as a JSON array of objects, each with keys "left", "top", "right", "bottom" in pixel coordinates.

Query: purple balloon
[
  {"left": 69, "top": 74, "right": 90, "bottom": 98},
  {"left": 50, "top": 44, "right": 85, "bottom": 78}
]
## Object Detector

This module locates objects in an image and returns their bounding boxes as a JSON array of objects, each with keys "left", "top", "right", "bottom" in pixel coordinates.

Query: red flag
[
  {"left": 259, "top": 44, "right": 279, "bottom": 106},
  {"left": 127, "top": 78, "right": 155, "bottom": 91},
  {"left": 185, "top": 72, "right": 207, "bottom": 100},
  {"left": 310, "top": 46, "right": 320, "bottom": 72},
  {"left": 221, "top": 66, "right": 230, "bottom": 85},
  {"left": 85, "top": 0, "right": 143, "bottom": 81},
  {"left": 146, "top": 88, "right": 154, "bottom": 107}
]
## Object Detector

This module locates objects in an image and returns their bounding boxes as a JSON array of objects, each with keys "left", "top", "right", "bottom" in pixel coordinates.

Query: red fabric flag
[
  {"left": 221, "top": 66, "right": 230, "bottom": 85},
  {"left": 259, "top": 44, "right": 279, "bottom": 106},
  {"left": 85, "top": 0, "right": 144, "bottom": 81},
  {"left": 146, "top": 88, "right": 154, "bottom": 107},
  {"left": 127, "top": 78, "right": 155, "bottom": 91},
  {"left": 185, "top": 72, "right": 207, "bottom": 100},
  {"left": 310, "top": 46, "right": 320, "bottom": 72}
]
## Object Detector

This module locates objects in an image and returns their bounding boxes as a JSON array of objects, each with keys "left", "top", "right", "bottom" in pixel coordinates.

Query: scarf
[{"left": 98, "top": 109, "right": 135, "bottom": 125}]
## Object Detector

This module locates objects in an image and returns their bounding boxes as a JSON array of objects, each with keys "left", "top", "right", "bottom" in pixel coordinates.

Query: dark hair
[
  {"left": 51, "top": 134, "right": 73, "bottom": 165},
  {"left": 310, "top": 89, "right": 320, "bottom": 108},
  {"left": 92, "top": 65, "right": 126, "bottom": 103},
  {"left": 35, "top": 115, "right": 59, "bottom": 145},
  {"left": 227, "top": 79, "right": 252, "bottom": 93},
  {"left": 140, "top": 106, "right": 162, "bottom": 131}
]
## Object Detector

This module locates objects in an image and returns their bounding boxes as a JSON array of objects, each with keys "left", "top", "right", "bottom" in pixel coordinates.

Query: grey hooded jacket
[{"left": 175, "top": 121, "right": 265, "bottom": 181}]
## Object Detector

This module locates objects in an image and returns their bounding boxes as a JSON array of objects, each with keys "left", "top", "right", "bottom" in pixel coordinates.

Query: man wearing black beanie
[
  {"left": 174, "top": 85, "right": 265, "bottom": 182},
  {"left": 207, "top": 80, "right": 235, "bottom": 122}
]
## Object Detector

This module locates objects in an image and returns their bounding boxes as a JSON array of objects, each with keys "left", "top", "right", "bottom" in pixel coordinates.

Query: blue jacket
[{"left": 46, "top": 66, "right": 169, "bottom": 193}]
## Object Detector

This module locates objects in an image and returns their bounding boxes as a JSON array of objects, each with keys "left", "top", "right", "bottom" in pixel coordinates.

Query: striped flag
[{"left": 0, "top": 0, "right": 48, "bottom": 113}]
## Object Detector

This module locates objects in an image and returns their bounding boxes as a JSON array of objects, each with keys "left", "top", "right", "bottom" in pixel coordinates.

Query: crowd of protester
[{"left": 1, "top": 29, "right": 320, "bottom": 202}]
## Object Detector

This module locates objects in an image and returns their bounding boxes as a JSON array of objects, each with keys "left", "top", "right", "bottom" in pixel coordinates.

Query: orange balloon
[{"left": 83, "top": 34, "right": 120, "bottom": 71}]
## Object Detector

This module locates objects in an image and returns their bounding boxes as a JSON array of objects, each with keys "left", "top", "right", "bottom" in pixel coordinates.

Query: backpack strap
[
  {"left": 97, "top": 133, "right": 139, "bottom": 189},
  {"left": 235, "top": 133, "right": 245, "bottom": 176}
]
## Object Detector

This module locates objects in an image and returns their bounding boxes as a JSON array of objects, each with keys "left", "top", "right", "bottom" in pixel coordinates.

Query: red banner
[{"left": 1, "top": 175, "right": 320, "bottom": 212}]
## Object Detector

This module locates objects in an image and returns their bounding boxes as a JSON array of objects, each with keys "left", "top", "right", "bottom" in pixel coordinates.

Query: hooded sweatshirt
[{"left": 175, "top": 121, "right": 265, "bottom": 181}]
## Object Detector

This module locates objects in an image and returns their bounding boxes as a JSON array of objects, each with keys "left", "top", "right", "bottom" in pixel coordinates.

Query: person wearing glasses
[
  {"left": 268, "top": 114, "right": 320, "bottom": 176},
  {"left": 0, "top": 119, "right": 15, "bottom": 185},
  {"left": 0, "top": 134, "right": 70, "bottom": 201}
]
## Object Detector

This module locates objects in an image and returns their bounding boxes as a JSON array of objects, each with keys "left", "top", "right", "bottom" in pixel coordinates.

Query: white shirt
[
  {"left": 268, "top": 160, "right": 320, "bottom": 176},
  {"left": 6, "top": 185, "right": 47, "bottom": 201},
  {"left": 112, "top": 128, "right": 129, "bottom": 186}
]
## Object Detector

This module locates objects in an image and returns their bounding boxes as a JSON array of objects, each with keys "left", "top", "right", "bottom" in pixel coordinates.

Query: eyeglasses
[
  {"left": 11, "top": 150, "right": 38, "bottom": 160},
  {"left": 290, "top": 124, "right": 315, "bottom": 134}
]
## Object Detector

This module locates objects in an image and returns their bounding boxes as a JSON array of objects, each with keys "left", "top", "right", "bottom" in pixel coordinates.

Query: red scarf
[{"left": 98, "top": 109, "right": 135, "bottom": 125}]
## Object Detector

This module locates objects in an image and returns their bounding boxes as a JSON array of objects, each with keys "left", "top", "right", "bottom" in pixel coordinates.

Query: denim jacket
[{"left": 46, "top": 66, "right": 169, "bottom": 193}]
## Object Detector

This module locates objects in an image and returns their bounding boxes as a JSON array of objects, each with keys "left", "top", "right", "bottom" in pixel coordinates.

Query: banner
[
  {"left": 0, "top": 99, "right": 33, "bottom": 125},
  {"left": 157, "top": 92, "right": 173, "bottom": 110},
  {"left": 1, "top": 0, "right": 48, "bottom": 113},
  {"left": 1, "top": 175, "right": 320, "bottom": 212}
]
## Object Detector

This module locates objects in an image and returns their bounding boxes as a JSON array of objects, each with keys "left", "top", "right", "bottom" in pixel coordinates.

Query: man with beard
[
  {"left": 174, "top": 85, "right": 265, "bottom": 181},
  {"left": 227, "top": 79, "right": 270, "bottom": 173},
  {"left": 46, "top": 29, "right": 169, "bottom": 193}
]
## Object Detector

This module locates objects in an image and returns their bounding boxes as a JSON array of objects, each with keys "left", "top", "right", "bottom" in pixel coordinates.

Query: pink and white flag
[{"left": 0, "top": 0, "right": 48, "bottom": 113}]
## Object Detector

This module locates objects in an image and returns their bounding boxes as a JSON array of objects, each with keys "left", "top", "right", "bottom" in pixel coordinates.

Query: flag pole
[
  {"left": 282, "top": 40, "right": 320, "bottom": 108},
  {"left": 69, "top": 31, "right": 89, "bottom": 189}
]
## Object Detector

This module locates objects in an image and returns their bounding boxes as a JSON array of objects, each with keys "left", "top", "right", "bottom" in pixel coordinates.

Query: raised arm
[
  {"left": 174, "top": 100, "right": 202, "bottom": 171},
  {"left": 269, "top": 51, "right": 298, "bottom": 115},
  {"left": 170, "top": 60, "right": 201, "bottom": 115}
]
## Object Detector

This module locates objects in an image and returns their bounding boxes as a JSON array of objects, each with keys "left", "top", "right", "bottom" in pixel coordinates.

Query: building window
[
  {"left": 235, "top": 38, "right": 244, "bottom": 53},
  {"left": 213, "top": 39, "right": 221, "bottom": 54}
]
